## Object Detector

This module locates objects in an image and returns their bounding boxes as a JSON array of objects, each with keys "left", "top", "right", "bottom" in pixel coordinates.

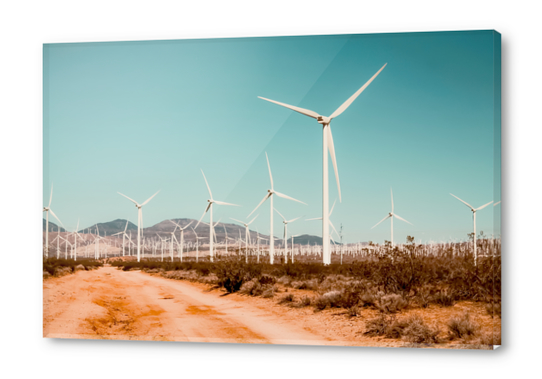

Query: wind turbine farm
[{"left": 42, "top": 31, "right": 501, "bottom": 348}]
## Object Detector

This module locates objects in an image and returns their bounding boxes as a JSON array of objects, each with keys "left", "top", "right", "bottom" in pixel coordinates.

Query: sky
[{"left": 43, "top": 30, "right": 501, "bottom": 244}]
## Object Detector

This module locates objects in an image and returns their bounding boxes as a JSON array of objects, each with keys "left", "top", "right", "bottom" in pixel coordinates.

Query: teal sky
[{"left": 43, "top": 30, "right": 501, "bottom": 244}]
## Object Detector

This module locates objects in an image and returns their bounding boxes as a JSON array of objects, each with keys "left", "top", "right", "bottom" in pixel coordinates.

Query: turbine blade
[
  {"left": 49, "top": 184, "right": 53, "bottom": 208},
  {"left": 329, "top": 220, "right": 340, "bottom": 238},
  {"left": 274, "top": 208, "right": 286, "bottom": 222},
  {"left": 475, "top": 201, "right": 494, "bottom": 211},
  {"left": 371, "top": 214, "right": 391, "bottom": 229},
  {"left": 213, "top": 200, "right": 240, "bottom": 207},
  {"left": 195, "top": 204, "right": 211, "bottom": 229},
  {"left": 287, "top": 216, "right": 302, "bottom": 223},
  {"left": 266, "top": 152, "right": 274, "bottom": 190},
  {"left": 124, "top": 220, "right": 129, "bottom": 232},
  {"left": 329, "top": 199, "right": 337, "bottom": 217},
  {"left": 181, "top": 221, "right": 193, "bottom": 230},
  {"left": 306, "top": 217, "right": 322, "bottom": 221},
  {"left": 201, "top": 170, "right": 213, "bottom": 199},
  {"left": 258, "top": 96, "right": 320, "bottom": 119},
  {"left": 327, "top": 126, "right": 341, "bottom": 202},
  {"left": 450, "top": 193, "right": 474, "bottom": 210},
  {"left": 118, "top": 192, "right": 139, "bottom": 206},
  {"left": 248, "top": 192, "right": 271, "bottom": 218},
  {"left": 248, "top": 214, "right": 259, "bottom": 225},
  {"left": 329, "top": 63, "right": 387, "bottom": 119},
  {"left": 393, "top": 214, "right": 413, "bottom": 225},
  {"left": 494, "top": 201, "right": 501, "bottom": 207},
  {"left": 49, "top": 208, "right": 64, "bottom": 228},
  {"left": 141, "top": 190, "right": 160, "bottom": 206},
  {"left": 391, "top": 187, "right": 394, "bottom": 213},
  {"left": 274, "top": 191, "right": 307, "bottom": 205}
]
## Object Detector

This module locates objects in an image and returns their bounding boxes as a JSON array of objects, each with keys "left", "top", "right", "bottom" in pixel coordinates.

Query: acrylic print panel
[{"left": 43, "top": 30, "right": 501, "bottom": 349}]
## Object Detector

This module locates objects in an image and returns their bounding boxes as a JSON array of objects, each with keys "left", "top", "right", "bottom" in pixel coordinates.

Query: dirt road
[{"left": 44, "top": 266, "right": 358, "bottom": 345}]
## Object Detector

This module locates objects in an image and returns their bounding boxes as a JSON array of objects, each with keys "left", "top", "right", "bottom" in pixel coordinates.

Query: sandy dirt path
[{"left": 44, "top": 266, "right": 353, "bottom": 345}]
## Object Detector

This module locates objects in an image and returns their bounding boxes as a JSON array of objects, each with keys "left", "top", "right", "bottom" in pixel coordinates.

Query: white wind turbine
[
  {"left": 247, "top": 152, "right": 306, "bottom": 264},
  {"left": 169, "top": 220, "right": 193, "bottom": 262},
  {"left": 117, "top": 190, "right": 160, "bottom": 262},
  {"left": 307, "top": 199, "right": 340, "bottom": 244},
  {"left": 195, "top": 170, "right": 239, "bottom": 262},
  {"left": 43, "top": 184, "right": 64, "bottom": 258},
  {"left": 371, "top": 188, "right": 413, "bottom": 246},
  {"left": 274, "top": 208, "right": 301, "bottom": 260},
  {"left": 230, "top": 215, "right": 259, "bottom": 262},
  {"left": 450, "top": 193, "right": 493, "bottom": 265},
  {"left": 112, "top": 220, "right": 130, "bottom": 256},
  {"left": 258, "top": 64, "right": 387, "bottom": 264}
]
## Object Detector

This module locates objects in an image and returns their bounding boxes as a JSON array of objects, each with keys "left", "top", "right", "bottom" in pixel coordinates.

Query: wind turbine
[
  {"left": 450, "top": 193, "right": 493, "bottom": 265},
  {"left": 307, "top": 199, "right": 340, "bottom": 244},
  {"left": 258, "top": 64, "right": 387, "bottom": 264},
  {"left": 43, "top": 184, "right": 64, "bottom": 258},
  {"left": 247, "top": 152, "right": 306, "bottom": 264},
  {"left": 195, "top": 170, "right": 239, "bottom": 262},
  {"left": 274, "top": 208, "right": 301, "bottom": 260},
  {"left": 371, "top": 188, "right": 413, "bottom": 246},
  {"left": 117, "top": 190, "right": 160, "bottom": 262},
  {"left": 169, "top": 220, "right": 193, "bottom": 262},
  {"left": 112, "top": 220, "right": 129, "bottom": 256},
  {"left": 230, "top": 215, "right": 259, "bottom": 262}
]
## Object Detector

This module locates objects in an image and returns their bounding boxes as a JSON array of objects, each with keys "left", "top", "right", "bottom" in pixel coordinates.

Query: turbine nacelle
[{"left": 317, "top": 116, "right": 331, "bottom": 125}]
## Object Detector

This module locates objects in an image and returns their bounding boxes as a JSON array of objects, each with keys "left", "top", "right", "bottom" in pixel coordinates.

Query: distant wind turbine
[
  {"left": 450, "top": 193, "right": 493, "bottom": 265},
  {"left": 230, "top": 215, "right": 259, "bottom": 262},
  {"left": 247, "top": 152, "right": 306, "bottom": 264},
  {"left": 43, "top": 184, "right": 64, "bottom": 258},
  {"left": 274, "top": 208, "right": 301, "bottom": 261},
  {"left": 371, "top": 188, "right": 413, "bottom": 246},
  {"left": 258, "top": 63, "right": 387, "bottom": 264},
  {"left": 195, "top": 170, "right": 239, "bottom": 262},
  {"left": 117, "top": 190, "right": 160, "bottom": 262},
  {"left": 169, "top": 220, "right": 193, "bottom": 262}
]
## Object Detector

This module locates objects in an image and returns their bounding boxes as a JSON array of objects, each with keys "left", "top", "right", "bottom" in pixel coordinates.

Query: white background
[{"left": 0, "top": 1, "right": 539, "bottom": 378}]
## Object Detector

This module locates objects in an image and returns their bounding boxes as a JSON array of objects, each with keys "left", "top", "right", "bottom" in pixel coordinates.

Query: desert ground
[{"left": 43, "top": 263, "right": 499, "bottom": 348}]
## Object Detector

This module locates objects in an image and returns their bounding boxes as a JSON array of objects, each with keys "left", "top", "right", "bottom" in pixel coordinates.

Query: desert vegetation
[
  {"left": 109, "top": 241, "right": 501, "bottom": 348},
  {"left": 43, "top": 258, "right": 103, "bottom": 278}
]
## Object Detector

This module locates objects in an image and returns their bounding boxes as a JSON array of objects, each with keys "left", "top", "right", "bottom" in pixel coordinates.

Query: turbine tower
[
  {"left": 43, "top": 184, "right": 64, "bottom": 258},
  {"left": 258, "top": 63, "right": 387, "bottom": 264},
  {"left": 117, "top": 190, "right": 160, "bottom": 262},
  {"left": 230, "top": 215, "right": 259, "bottom": 262},
  {"left": 195, "top": 170, "right": 239, "bottom": 262},
  {"left": 371, "top": 188, "right": 413, "bottom": 246},
  {"left": 248, "top": 152, "right": 306, "bottom": 264},
  {"left": 450, "top": 193, "right": 493, "bottom": 265},
  {"left": 274, "top": 208, "right": 301, "bottom": 260},
  {"left": 169, "top": 220, "right": 193, "bottom": 262}
]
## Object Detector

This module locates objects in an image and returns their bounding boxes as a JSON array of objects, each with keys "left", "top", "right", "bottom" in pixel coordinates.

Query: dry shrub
[
  {"left": 377, "top": 294, "right": 408, "bottom": 313},
  {"left": 299, "top": 295, "right": 312, "bottom": 307},
  {"left": 364, "top": 314, "right": 440, "bottom": 343},
  {"left": 431, "top": 289, "right": 455, "bottom": 307},
  {"left": 401, "top": 315, "right": 440, "bottom": 344},
  {"left": 364, "top": 314, "right": 393, "bottom": 336},
  {"left": 447, "top": 312, "right": 480, "bottom": 340},
  {"left": 348, "top": 305, "right": 359, "bottom": 317},
  {"left": 314, "top": 291, "right": 342, "bottom": 310},
  {"left": 279, "top": 293, "right": 294, "bottom": 304},
  {"left": 261, "top": 286, "right": 277, "bottom": 298}
]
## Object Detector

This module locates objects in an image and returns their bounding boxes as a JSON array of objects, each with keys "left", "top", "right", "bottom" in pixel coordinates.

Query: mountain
[
  {"left": 43, "top": 219, "right": 66, "bottom": 232},
  {"left": 78, "top": 219, "right": 138, "bottom": 237},
  {"left": 75, "top": 217, "right": 327, "bottom": 246},
  {"left": 290, "top": 234, "right": 343, "bottom": 246}
]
